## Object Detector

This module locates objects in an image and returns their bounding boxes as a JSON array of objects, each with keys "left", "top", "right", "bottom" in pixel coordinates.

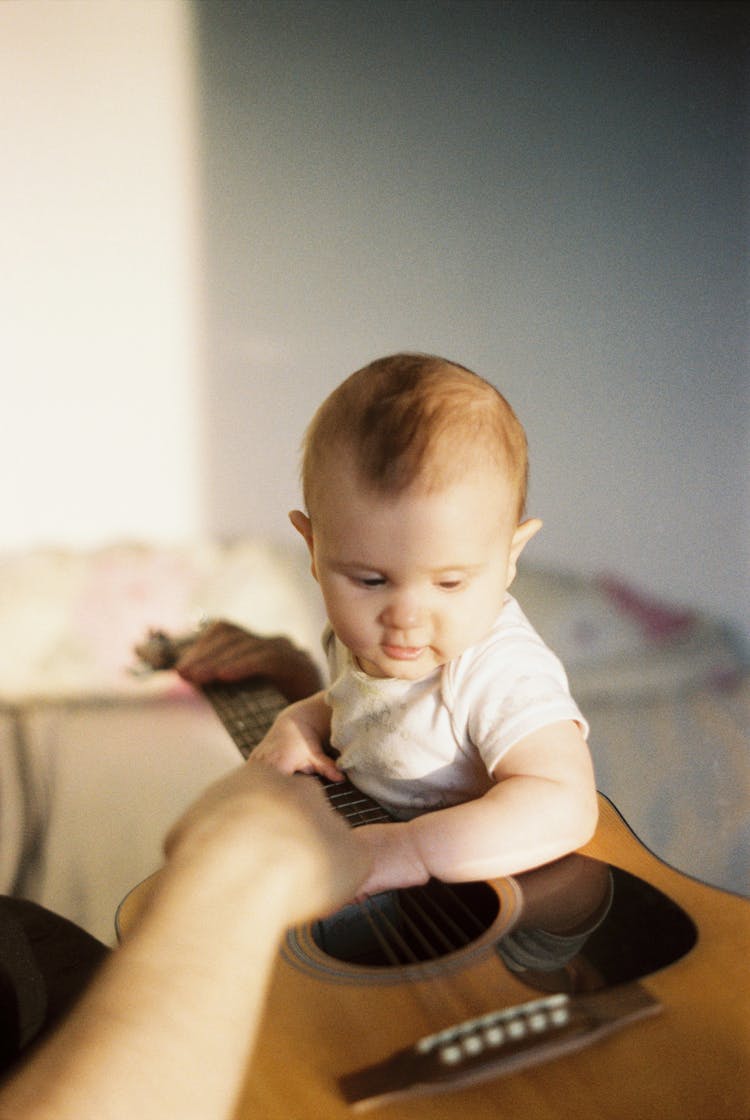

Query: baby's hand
[
  {"left": 250, "top": 728, "right": 341, "bottom": 781},
  {"left": 249, "top": 696, "right": 344, "bottom": 784}
]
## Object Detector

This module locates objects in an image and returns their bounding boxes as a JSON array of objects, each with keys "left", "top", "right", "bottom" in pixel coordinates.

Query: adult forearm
[
  {"left": 0, "top": 852, "right": 290, "bottom": 1120},
  {"left": 0, "top": 761, "right": 371, "bottom": 1120}
]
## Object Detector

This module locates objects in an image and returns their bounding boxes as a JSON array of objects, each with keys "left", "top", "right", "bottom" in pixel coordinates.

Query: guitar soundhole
[{"left": 310, "top": 879, "right": 501, "bottom": 969}]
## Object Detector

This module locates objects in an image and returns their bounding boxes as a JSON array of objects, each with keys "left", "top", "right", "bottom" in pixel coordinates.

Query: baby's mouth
[{"left": 382, "top": 644, "right": 425, "bottom": 661}]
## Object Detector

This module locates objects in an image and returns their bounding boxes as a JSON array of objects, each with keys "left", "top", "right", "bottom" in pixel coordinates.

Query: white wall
[
  {"left": 196, "top": 1, "right": 748, "bottom": 644},
  {"left": 0, "top": 0, "right": 202, "bottom": 548}
]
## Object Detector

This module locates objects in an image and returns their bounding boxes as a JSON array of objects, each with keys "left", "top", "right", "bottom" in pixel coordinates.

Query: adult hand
[
  {"left": 164, "top": 761, "right": 362, "bottom": 923},
  {"left": 175, "top": 620, "right": 323, "bottom": 702}
]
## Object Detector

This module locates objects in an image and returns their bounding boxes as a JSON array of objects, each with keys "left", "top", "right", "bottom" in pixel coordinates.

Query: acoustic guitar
[{"left": 120, "top": 630, "right": 750, "bottom": 1119}]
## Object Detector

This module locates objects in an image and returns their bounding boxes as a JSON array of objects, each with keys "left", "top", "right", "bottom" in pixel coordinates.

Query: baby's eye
[
  {"left": 437, "top": 577, "right": 465, "bottom": 590},
  {"left": 356, "top": 575, "right": 386, "bottom": 588}
]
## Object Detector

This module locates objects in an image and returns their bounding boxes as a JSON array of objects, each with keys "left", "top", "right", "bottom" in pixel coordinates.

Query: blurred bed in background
[
  {"left": 0, "top": 540, "right": 746, "bottom": 943},
  {"left": 514, "top": 567, "right": 747, "bottom": 900}
]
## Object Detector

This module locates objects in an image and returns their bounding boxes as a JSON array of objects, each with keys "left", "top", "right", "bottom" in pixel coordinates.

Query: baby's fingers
[
  {"left": 248, "top": 740, "right": 301, "bottom": 775},
  {"left": 309, "top": 753, "right": 346, "bottom": 784}
]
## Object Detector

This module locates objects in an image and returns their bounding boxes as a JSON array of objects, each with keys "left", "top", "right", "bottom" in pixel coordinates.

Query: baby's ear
[
  {"left": 289, "top": 509, "right": 313, "bottom": 550},
  {"left": 288, "top": 510, "right": 318, "bottom": 581},
  {"left": 505, "top": 517, "right": 542, "bottom": 587}
]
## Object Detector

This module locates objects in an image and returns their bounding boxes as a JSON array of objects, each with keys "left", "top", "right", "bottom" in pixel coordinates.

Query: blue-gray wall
[{"left": 196, "top": 0, "right": 748, "bottom": 643}]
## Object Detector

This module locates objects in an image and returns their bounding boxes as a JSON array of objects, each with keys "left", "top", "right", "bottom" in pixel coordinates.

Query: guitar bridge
[{"left": 339, "top": 983, "right": 660, "bottom": 1110}]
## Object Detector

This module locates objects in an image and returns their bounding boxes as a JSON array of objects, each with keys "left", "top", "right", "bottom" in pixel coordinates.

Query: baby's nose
[{"left": 380, "top": 592, "right": 424, "bottom": 630}]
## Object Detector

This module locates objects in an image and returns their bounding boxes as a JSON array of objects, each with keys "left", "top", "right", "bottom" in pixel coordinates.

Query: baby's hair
[{"left": 302, "top": 353, "right": 529, "bottom": 522}]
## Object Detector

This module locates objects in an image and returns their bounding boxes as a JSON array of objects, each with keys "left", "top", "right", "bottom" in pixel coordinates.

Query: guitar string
[
  {"left": 319, "top": 779, "right": 467, "bottom": 964},
  {"left": 154, "top": 640, "right": 510, "bottom": 1030},
  {"left": 180, "top": 670, "right": 473, "bottom": 967},
  {"left": 388, "top": 890, "right": 457, "bottom": 958},
  {"left": 318, "top": 776, "right": 499, "bottom": 967},
  {"left": 358, "top": 899, "right": 423, "bottom": 966},
  {"left": 355, "top": 882, "right": 511, "bottom": 1031},
  {"left": 207, "top": 685, "right": 507, "bottom": 973},
  {"left": 201, "top": 682, "right": 469, "bottom": 965},
  {"left": 409, "top": 879, "right": 488, "bottom": 942},
  {"left": 359, "top": 887, "right": 464, "bottom": 964}
]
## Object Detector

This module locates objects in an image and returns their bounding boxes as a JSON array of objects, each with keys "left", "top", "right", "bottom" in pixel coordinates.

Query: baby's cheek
[
  {"left": 444, "top": 613, "right": 493, "bottom": 659},
  {"left": 330, "top": 617, "right": 372, "bottom": 657}
]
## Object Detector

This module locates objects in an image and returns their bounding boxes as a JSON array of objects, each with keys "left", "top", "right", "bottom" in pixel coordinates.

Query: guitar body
[
  {"left": 127, "top": 636, "right": 749, "bottom": 1118},
  {"left": 119, "top": 796, "right": 750, "bottom": 1120}
]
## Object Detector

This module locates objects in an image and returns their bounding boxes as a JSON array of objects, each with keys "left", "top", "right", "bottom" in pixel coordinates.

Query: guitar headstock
[
  {"left": 133, "top": 628, "right": 195, "bottom": 672},
  {"left": 132, "top": 626, "right": 288, "bottom": 757}
]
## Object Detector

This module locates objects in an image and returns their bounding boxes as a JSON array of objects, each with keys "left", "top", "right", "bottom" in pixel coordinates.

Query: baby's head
[
  {"left": 300, "top": 352, "right": 529, "bottom": 524},
  {"left": 290, "top": 354, "right": 541, "bottom": 680}
]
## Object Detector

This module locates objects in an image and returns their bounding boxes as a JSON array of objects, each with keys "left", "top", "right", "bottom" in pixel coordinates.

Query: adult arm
[
  {"left": 351, "top": 721, "right": 598, "bottom": 897},
  {"left": 0, "top": 766, "right": 369, "bottom": 1120}
]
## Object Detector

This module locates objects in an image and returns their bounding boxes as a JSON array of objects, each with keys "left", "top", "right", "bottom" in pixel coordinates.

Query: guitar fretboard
[
  {"left": 134, "top": 629, "right": 393, "bottom": 827},
  {"left": 201, "top": 678, "right": 288, "bottom": 758},
  {"left": 202, "top": 677, "right": 393, "bottom": 827}
]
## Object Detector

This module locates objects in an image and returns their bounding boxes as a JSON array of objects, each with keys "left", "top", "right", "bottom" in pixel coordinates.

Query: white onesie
[{"left": 325, "top": 594, "right": 587, "bottom": 820}]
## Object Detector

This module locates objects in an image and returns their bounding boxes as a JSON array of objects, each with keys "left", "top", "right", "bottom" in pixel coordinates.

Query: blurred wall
[
  {"left": 196, "top": 0, "right": 748, "bottom": 643},
  {"left": 1, "top": 0, "right": 202, "bottom": 547}
]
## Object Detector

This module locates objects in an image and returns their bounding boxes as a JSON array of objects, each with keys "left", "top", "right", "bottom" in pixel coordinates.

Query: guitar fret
[
  {"left": 201, "top": 680, "right": 288, "bottom": 759},
  {"left": 317, "top": 779, "right": 394, "bottom": 826},
  {"left": 340, "top": 807, "right": 389, "bottom": 825},
  {"left": 326, "top": 799, "right": 390, "bottom": 827}
]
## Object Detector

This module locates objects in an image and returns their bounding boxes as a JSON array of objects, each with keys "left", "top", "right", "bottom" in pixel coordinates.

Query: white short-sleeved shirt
[{"left": 325, "top": 594, "right": 587, "bottom": 820}]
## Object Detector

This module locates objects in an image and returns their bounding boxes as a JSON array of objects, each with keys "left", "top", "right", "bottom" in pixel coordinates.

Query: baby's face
[{"left": 297, "top": 462, "right": 530, "bottom": 680}]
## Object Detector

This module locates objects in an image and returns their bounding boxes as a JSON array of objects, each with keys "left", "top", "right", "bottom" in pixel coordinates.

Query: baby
[{"left": 252, "top": 353, "right": 598, "bottom": 898}]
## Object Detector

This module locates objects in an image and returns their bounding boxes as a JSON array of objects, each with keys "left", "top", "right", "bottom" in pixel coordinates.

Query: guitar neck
[
  {"left": 203, "top": 676, "right": 392, "bottom": 828},
  {"left": 134, "top": 631, "right": 392, "bottom": 829}
]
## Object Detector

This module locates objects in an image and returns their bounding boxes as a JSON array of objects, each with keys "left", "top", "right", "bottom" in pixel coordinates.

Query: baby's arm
[
  {"left": 249, "top": 690, "right": 344, "bottom": 783},
  {"left": 353, "top": 720, "right": 598, "bottom": 897}
]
